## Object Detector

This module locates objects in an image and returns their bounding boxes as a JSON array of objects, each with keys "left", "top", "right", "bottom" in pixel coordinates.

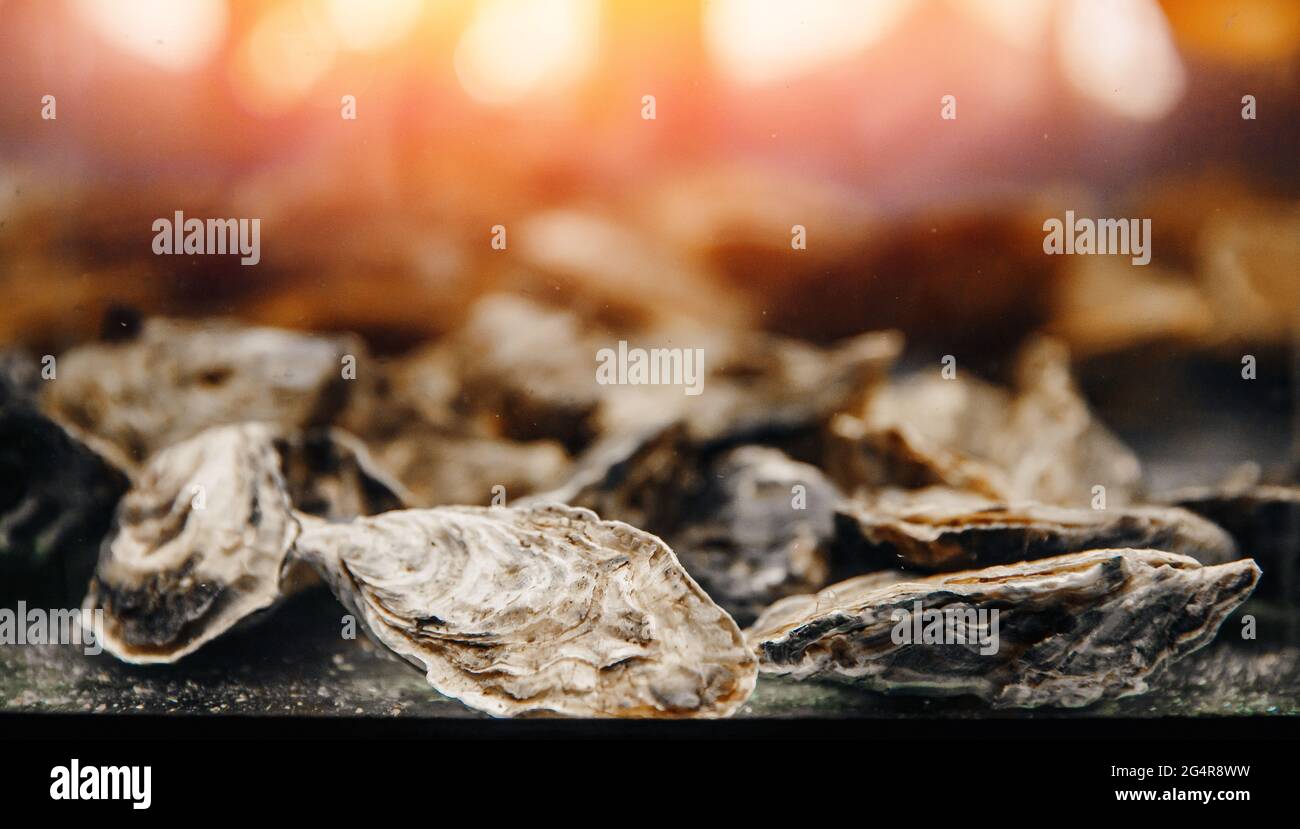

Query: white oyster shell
[
  {"left": 85, "top": 423, "right": 404, "bottom": 663},
  {"left": 85, "top": 423, "right": 299, "bottom": 664},
  {"left": 294, "top": 503, "right": 758, "bottom": 718}
]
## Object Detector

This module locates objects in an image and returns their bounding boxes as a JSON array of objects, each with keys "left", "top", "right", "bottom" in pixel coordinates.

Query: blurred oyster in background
[
  {"left": 826, "top": 337, "right": 1141, "bottom": 506},
  {"left": 42, "top": 318, "right": 363, "bottom": 473},
  {"left": 1, "top": 354, "right": 129, "bottom": 604},
  {"left": 832, "top": 486, "right": 1237, "bottom": 576},
  {"left": 668, "top": 446, "right": 839, "bottom": 625}
]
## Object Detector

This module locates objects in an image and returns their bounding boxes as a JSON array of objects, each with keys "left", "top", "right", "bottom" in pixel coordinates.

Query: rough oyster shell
[
  {"left": 827, "top": 338, "right": 1140, "bottom": 506},
  {"left": 1, "top": 364, "right": 129, "bottom": 603},
  {"left": 42, "top": 318, "right": 361, "bottom": 471},
  {"left": 748, "top": 549, "right": 1260, "bottom": 708},
  {"left": 293, "top": 503, "right": 758, "bottom": 718},
  {"left": 833, "top": 486, "right": 1238, "bottom": 576},
  {"left": 1165, "top": 484, "right": 1300, "bottom": 603},
  {"left": 85, "top": 423, "right": 404, "bottom": 663},
  {"left": 85, "top": 423, "right": 300, "bottom": 663},
  {"left": 669, "top": 446, "right": 839, "bottom": 625}
]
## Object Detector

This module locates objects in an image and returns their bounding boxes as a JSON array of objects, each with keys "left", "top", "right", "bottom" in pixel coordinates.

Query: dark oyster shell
[
  {"left": 833, "top": 486, "right": 1238, "bottom": 576},
  {"left": 748, "top": 549, "right": 1260, "bottom": 708},
  {"left": 1166, "top": 484, "right": 1300, "bottom": 603},
  {"left": 1, "top": 360, "right": 129, "bottom": 604},
  {"left": 668, "top": 446, "right": 839, "bottom": 626}
]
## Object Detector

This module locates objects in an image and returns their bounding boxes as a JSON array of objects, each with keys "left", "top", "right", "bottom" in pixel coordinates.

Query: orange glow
[
  {"left": 1058, "top": 0, "right": 1185, "bottom": 121},
  {"left": 325, "top": 0, "right": 424, "bottom": 52},
  {"left": 454, "top": 0, "right": 600, "bottom": 106},
  {"left": 704, "top": 0, "right": 915, "bottom": 85},
  {"left": 231, "top": 2, "right": 338, "bottom": 116},
  {"left": 74, "top": 0, "right": 227, "bottom": 71}
]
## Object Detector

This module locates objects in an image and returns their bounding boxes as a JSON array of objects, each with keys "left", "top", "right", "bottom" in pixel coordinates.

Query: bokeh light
[
  {"left": 1059, "top": 0, "right": 1185, "bottom": 121},
  {"left": 74, "top": 0, "right": 227, "bottom": 72},
  {"left": 454, "top": 0, "right": 600, "bottom": 106},
  {"left": 704, "top": 0, "right": 915, "bottom": 85}
]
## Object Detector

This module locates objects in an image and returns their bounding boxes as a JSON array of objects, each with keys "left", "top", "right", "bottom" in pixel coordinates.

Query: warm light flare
[
  {"left": 325, "top": 0, "right": 424, "bottom": 52},
  {"left": 454, "top": 0, "right": 600, "bottom": 106},
  {"left": 1058, "top": 0, "right": 1185, "bottom": 121},
  {"left": 955, "top": 0, "right": 1056, "bottom": 51},
  {"left": 74, "top": 0, "right": 227, "bottom": 71},
  {"left": 705, "top": 0, "right": 915, "bottom": 85},
  {"left": 232, "top": 2, "right": 338, "bottom": 116}
]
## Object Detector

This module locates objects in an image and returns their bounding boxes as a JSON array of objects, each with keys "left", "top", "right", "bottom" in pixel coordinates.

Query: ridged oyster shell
[
  {"left": 293, "top": 503, "right": 758, "bottom": 718},
  {"left": 833, "top": 486, "right": 1238, "bottom": 575},
  {"left": 42, "top": 318, "right": 360, "bottom": 472},
  {"left": 748, "top": 549, "right": 1260, "bottom": 708},
  {"left": 85, "top": 423, "right": 299, "bottom": 663},
  {"left": 826, "top": 338, "right": 1140, "bottom": 506},
  {"left": 85, "top": 423, "right": 402, "bottom": 663},
  {"left": 669, "top": 446, "right": 839, "bottom": 626}
]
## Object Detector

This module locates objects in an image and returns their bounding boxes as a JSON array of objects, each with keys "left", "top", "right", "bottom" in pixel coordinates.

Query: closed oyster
[
  {"left": 368, "top": 428, "right": 570, "bottom": 507},
  {"left": 1, "top": 365, "right": 129, "bottom": 604},
  {"left": 1165, "top": 484, "right": 1300, "bottom": 603},
  {"left": 293, "top": 503, "right": 757, "bottom": 718},
  {"left": 525, "top": 422, "right": 695, "bottom": 533},
  {"left": 86, "top": 423, "right": 403, "bottom": 663},
  {"left": 748, "top": 549, "right": 1260, "bottom": 708},
  {"left": 833, "top": 487, "right": 1237, "bottom": 576},
  {"left": 86, "top": 423, "right": 300, "bottom": 663},
  {"left": 669, "top": 446, "right": 839, "bottom": 625},
  {"left": 827, "top": 338, "right": 1140, "bottom": 506},
  {"left": 42, "top": 318, "right": 361, "bottom": 471}
]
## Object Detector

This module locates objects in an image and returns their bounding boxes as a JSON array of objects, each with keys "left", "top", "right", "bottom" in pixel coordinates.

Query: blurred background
[{"left": 0, "top": 0, "right": 1297, "bottom": 485}]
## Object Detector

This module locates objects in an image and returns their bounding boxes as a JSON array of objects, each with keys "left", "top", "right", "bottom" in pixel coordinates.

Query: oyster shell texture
[
  {"left": 833, "top": 486, "right": 1238, "bottom": 576},
  {"left": 42, "top": 318, "right": 360, "bottom": 471},
  {"left": 86, "top": 423, "right": 300, "bottom": 663},
  {"left": 1, "top": 364, "right": 129, "bottom": 603},
  {"left": 293, "top": 503, "right": 757, "bottom": 718},
  {"left": 669, "top": 446, "right": 838, "bottom": 626},
  {"left": 827, "top": 338, "right": 1140, "bottom": 506},
  {"left": 85, "top": 423, "right": 401, "bottom": 663},
  {"left": 1166, "top": 484, "right": 1300, "bottom": 602},
  {"left": 748, "top": 549, "right": 1260, "bottom": 708}
]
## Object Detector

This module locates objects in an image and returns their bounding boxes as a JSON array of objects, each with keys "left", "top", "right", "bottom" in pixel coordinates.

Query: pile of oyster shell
[{"left": 4, "top": 295, "right": 1290, "bottom": 718}]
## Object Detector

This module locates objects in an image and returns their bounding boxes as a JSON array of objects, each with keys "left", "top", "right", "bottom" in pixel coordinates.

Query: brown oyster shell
[
  {"left": 293, "top": 503, "right": 757, "bottom": 718},
  {"left": 85, "top": 423, "right": 404, "bottom": 663},
  {"left": 826, "top": 338, "right": 1140, "bottom": 506},
  {"left": 748, "top": 549, "right": 1260, "bottom": 708},
  {"left": 833, "top": 486, "right": 1238, "bottom": 576},
  {"left": 42, "top": 318, "right": 361, "bottom": 472}
]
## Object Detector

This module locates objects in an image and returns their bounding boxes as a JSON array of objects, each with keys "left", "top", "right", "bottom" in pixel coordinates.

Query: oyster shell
[
  {"left": 668, "top": 446, "right": 839, "bottom": 625},
  {"left": 1165, "top": 484, "right": 1300, "bottom": 603},
  {"left": 833, "top": 487, "right": 1238, "bottom": 576},
  {"left": 86, "top": 423, "right": 300, "bottom": 663},
  {"left": 86, "top": 423, "right": 403, "bottom": 663},
  {"left": 1, "top": 365, "right": 129, "bottom": 603},
  {"left": 293, "top": 503, "right": 757, "bottom": 718},
  {"left": 368, "top": 428, "right": 570, "bottom": 507},
  {"left": 42, "top": 318, "right": 361, "bottom": 471},
  {"left": 827, "top": 338, "right": 1140, "bottom": 506},
  {"left": 748, "top": 549, "right": 1260, "bottom": 708}
]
